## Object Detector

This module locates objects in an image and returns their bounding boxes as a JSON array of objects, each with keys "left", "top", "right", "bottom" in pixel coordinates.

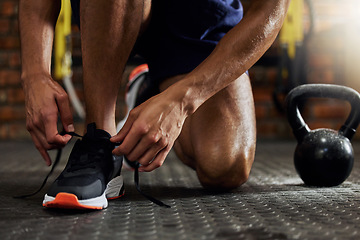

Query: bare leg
[
  {"left": 79, "top": 0, "right": 256, "bottom": 189},
  {"left": 160, "top": 73, "right": 256, "bottom": 190},
  {"left": 80, "top": 0, "right": 151, "bottom": 135}
]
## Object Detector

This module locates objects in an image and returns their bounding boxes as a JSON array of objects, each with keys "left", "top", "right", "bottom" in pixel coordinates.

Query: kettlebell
[{"left": 286, "top": 84, "right": 360, "bottom": 187}]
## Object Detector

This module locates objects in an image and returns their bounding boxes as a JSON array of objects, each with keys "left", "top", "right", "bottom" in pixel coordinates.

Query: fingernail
[{"left": 67, "top": 124, "right": 75, "bottom": 132}]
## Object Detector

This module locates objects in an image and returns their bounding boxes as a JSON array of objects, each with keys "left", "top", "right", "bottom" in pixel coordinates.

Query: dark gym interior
[{"left": 1, "top": 0, "right": 360, "bottom": 239}]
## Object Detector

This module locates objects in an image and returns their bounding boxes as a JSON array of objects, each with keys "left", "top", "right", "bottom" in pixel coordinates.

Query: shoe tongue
[{"left": 85, "top": 122, "right": 112, "bottom": 139}]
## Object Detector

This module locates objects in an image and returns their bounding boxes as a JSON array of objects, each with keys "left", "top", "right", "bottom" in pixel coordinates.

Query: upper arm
[
  {"left": 217, "top": 0, "right": 290, "bottom": 60},
  {"left": 205, "top": 0, "right": 290, "bottom": 82},
  {"left": 243, "top": 0, "right": 290, "bottom": 32}
]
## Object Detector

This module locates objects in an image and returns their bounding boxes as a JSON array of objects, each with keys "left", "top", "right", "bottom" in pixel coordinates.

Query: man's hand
[
  {"left": 111, "top": 88, "right": 189, "bottom": 172},
  {"left": 23, "top": 74, "right": 74, "bottom": 166}
]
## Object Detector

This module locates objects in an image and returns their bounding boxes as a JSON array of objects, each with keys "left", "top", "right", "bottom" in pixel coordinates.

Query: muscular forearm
[
  {"left": 19, "top": 0, "right": 61, "bottom": 80},
  {"left": 174, "top": 0, "right": 290, "bottom": 115},
  {"left": 19, "top": 0, "right": 73, "bottom": 165}
]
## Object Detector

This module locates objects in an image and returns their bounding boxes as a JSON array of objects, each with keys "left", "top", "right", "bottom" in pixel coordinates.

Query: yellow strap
[
  {"left": 279, "top": 0, "right": 304, "bottom": 59},
  {"left": 54, "top": 0, "right": 72, "bottom": 79}
]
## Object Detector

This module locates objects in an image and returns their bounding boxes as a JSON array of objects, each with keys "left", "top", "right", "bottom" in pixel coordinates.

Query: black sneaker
[{"left": 43, "top": 123, "right": 124, "bottom": 210}]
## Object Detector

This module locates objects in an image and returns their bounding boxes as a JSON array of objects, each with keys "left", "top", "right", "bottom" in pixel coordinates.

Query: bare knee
[
  {"left": 170, "top": 73, "right": 256, "bottom": 190},
  {"left": 197, "top": 164, "right": 251, "bottom": 191},
  {"left": 196, "top": 146, "right": 255, "bottom": 191}
]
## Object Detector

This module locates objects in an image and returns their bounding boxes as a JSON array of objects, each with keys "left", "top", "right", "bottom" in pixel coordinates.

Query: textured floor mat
[{"left": 1, "top": 140, "right": 360, "bottom": 240}]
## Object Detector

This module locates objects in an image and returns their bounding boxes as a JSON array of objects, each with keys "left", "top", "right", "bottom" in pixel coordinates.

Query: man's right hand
[{"left": 22, "top": 74, "right": 74, "bottom": 166}]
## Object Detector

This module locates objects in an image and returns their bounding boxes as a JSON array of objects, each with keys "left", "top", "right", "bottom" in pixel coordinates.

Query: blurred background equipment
[
  {"left": 54, "top": 0, "right": 85, "bottom": 119},
  {"left": 273, "top": 0, "right": 314, "bottom": 112}
]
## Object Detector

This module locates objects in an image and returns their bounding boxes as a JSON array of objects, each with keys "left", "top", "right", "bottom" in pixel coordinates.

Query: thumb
[{"left": 55, "top": 92, "right": 74, "bottom": 133}]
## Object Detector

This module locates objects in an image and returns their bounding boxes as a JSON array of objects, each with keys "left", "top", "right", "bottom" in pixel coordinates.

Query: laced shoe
[{"left": 43, "top": 123, "right": 124, "bottom": 210}]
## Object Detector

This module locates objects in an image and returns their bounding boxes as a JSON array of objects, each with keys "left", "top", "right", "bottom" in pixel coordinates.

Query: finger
[
  {"left": 111, "top": 123, "right": 131, "bottom": 143},
  {"left": 43, "top": 112, "right": 70, "bottom": 146},
  {"left": 126, "top": 131, "right": 162, "bottom": 162},
  {"left": 138, "top": 146, "right": 171, "bottom": 172},
  {"left": 30, "top": 123, "right": 61, "bottom": 149},
  {"left": 39, "top": 149, "right": 52, "bottom": 166},
  {"left": 136, "top": 139, "right": 167, "bottom": 166},
  {"left": 30, "top": 133, "right": 52, "bottom": 166},
  {"left": 112, "top": 122, "right": 148, "bottom": 156},
  {"left": 55, "top": 91, "right": 74, "bottom": 132},
  {"left": 112, "top": 130, "right": 140, "bottom": 156}
]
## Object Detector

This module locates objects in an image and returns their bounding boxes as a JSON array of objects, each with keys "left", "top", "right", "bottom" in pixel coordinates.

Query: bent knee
[
  {"left": 198, "top": 168, "right": 250, "bottom": 191},
  {"left": 196, "top": 150, "right": 255, "bottom": 191}
]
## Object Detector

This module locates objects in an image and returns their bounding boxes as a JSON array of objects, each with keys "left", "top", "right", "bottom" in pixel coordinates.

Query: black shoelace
[{"left": 14, "top": 131, "right": 170, "bottom": 208}]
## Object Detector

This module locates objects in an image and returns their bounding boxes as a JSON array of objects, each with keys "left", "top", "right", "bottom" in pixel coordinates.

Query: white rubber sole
[{"left": 43, "top": 176, "right": 124, "bottom": 210}]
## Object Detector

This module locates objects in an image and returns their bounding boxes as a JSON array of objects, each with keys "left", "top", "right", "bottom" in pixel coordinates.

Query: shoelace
[{"left": 14, "top": 131, "right": 170, "bottom": 208}]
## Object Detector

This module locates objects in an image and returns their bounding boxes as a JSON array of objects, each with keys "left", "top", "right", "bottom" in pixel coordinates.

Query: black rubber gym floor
[{"left": 1, "top": 140, "right": 360, "bottom": 240}]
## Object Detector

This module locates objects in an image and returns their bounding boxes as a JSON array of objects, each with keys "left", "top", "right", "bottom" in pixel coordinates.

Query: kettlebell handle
[{"left": 286, "top": 84, "right": 360, "bottom": 142}]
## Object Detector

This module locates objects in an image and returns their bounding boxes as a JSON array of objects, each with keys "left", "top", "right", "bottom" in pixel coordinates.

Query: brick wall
[
  {"left": 0, "top": 0, "right": 359, "bottom": 140},
  {"left": 0, "top": 0, "right": 25, "bottom": 139}
]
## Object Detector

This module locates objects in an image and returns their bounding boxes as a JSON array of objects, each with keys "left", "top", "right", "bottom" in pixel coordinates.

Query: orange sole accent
[
  {"left": 44, "top": 191, "right": 125, "bottom": 210},
  {"left": 107, "top": 191, "right": 125, "bottom": 200},
  {"left": 43, "top": 193, "right": 103, "bottom": 210},
  {"left": 129, "top": 64, "right": 149, "bottom": 81}
]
